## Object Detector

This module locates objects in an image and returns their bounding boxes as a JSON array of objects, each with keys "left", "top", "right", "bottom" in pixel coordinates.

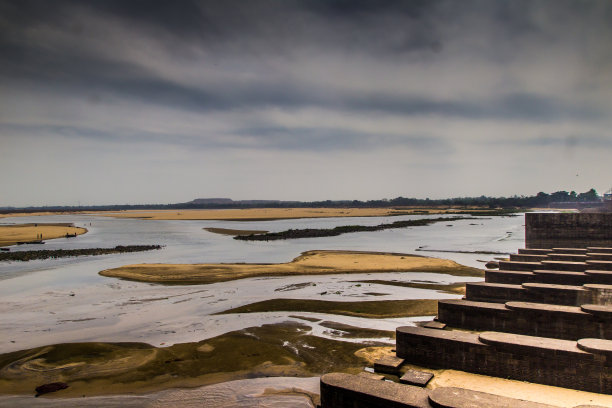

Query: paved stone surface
[
  {"left": 478, "top": 331, "right": 586, "bottom": 355},
  {"left": 429, "top": 386, "right": 559, "bottom": 408},
  {"left": 504, "top": 301, "right": 586, "bottom": 316},
  {"left": 440, "top": 299, "right": 508, "bottom": 310},
  {"left": 424, "top": 320, "right": 447, "bottom": 330},
  {"left": 522, "top": 282, "right": 586, "bottom": 291},
  {"left": 587, "top": 247, "right": 612, "bottom": 253},
  {"left": 580, "top": 304, "right": 612, "bottom": 318},
  {"left": 357, "top": 372, "right": 384, "bottom": 381},
  {"left": 374, "top": 355, "right": 405, "bottom": 374},
  {"left": 552, "top": 248, "right": 588, "bottom": 254},
  {"left": 577, "top": 338, "right": 612, "bottom": 357},
  {"left": 399, "top": 369, "right": 433, "bottom": 387}
]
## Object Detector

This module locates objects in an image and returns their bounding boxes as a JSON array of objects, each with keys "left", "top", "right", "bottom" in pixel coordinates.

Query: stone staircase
[{"left": 319, "top": 246, "right": 612, "bottom": 407}]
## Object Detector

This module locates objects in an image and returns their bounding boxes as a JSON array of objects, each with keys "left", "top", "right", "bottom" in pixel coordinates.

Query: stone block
[
  {"left": 540, "top": 260, "right": 587, "bottom": 272},
  {"left": 374, "top": 355, "right": 405, "bottom": 374},
  {"left": 357, "top": 372, "right": 385, "bottom": 381},
  {"left": 320, "top": 373, "right": 431, "bottom": 408},
  {"left": 396, "top": 326, "right": 612, "bottom": 393},
  {"left": 498, "top": 261, "right": 542, "bottom": 271},
  {"left": 423, "top": 321, "right": 447, "bottom": 330},
  {"left": 485, "top": 270, "right": 535, "bottom": 284},
  {"left": 587, "top": 260, "right": 612, "bottom": 271},
  {"left": 399, "top": 369, "right": 433, "bottom": 387}
]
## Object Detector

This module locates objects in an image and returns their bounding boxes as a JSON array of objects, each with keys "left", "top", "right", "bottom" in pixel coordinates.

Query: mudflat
[
  {"left": 99, "top": 250, "right": 483, "bottom": 284},
  {"left": 0, "top": 223, "right": 87, "bottom": 247}
]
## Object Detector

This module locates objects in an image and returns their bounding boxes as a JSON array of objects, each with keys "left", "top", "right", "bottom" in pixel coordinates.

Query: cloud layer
[{"left": 1, "top": 0, "right": 611, "bottom": 205}]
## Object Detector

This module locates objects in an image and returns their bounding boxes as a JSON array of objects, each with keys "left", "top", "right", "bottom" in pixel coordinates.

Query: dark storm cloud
[{"left": 2, "top": 0, "right": 610, "bottom": 125}]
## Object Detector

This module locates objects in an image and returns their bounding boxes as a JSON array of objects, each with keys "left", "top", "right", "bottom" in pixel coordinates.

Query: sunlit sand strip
[
  {"left": 0, "top": 224, "right": 87, "bottom": 247},
  {"left": 88, "top": 207, "right": 455, "bottom": 220},
  {"left": 99, "top": 250, "right": 483, "bottom": 284}
]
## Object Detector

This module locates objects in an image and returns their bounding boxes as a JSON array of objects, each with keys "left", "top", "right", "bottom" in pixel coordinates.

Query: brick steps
[
  {"left": 587, "top": 252, "right": 612, "bottom": 261},
  {"left": 465, "top": 281, "right": 592, "bottom": 306},
  {"left": 518, "top": 248, "right": 551, "bottom": 255},
  {"left": 396, "top": 326, "right": 612, "bottom": 393},
  {"left": 320, "top": 372, "right": 572, "bottom": 408},
  {"left": 437, "top": 299, "right": 612, "bottom": 340},
  {"left": 509, "top": 254, "right": 549, "bottom": 262}
]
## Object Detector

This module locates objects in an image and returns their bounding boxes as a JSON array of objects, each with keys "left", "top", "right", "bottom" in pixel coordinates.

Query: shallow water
[
  {"left": 0, "top": 213, "right": 524, "bottom": 353},
  {"left": 0, "top": 376, "right": 320, "bottom": 407},
  {"left": 0, "top": 212, "right": 524, "bottom": 405}
]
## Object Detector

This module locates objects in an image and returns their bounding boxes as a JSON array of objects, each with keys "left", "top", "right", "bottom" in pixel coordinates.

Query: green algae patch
[
  {"left": 216, "top": 298, "right": 438, "bottom": 319},
  {"left": 0, "top": 323, "right": 382, "bottom": 397}
]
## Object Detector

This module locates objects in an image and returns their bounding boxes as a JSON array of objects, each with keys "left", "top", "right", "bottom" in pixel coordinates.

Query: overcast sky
[{"left": 1, "top": 0, "right": 611, "bottom": 206}]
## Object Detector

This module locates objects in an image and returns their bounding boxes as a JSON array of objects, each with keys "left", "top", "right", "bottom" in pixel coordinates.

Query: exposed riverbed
[{"left": 0, "top": 212, "right": 524, "bottom": 404}]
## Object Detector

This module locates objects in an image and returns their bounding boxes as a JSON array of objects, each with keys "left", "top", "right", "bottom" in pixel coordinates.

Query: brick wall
[{"left": 526, "top": 213, "right": 612, "bottom": 249}]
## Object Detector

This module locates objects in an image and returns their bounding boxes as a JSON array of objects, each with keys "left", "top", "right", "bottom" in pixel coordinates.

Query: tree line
[{"left": 0, "top": 188, "right": 602, "bottom": 213}]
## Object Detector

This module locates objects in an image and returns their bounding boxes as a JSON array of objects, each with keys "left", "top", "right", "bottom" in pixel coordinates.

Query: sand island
[
  {"left": 99, "top": 250, "right": 482, "bottom": 285},
  {"left": 0, "top": 223, "right": 87, "bottom": 247},
  {"left": 89, "top": 207, "right": 475, "bottom": 221}
]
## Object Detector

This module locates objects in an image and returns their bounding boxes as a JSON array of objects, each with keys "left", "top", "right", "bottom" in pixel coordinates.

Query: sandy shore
[
  {"left": 0, "top": 223, "right": 87, "bottom": 247},
  {"left": 99, "top": 250, "right": 483, "bottom": 284},
  {"left": 89, "top": 207, "right": 459, "bottom": 221}
]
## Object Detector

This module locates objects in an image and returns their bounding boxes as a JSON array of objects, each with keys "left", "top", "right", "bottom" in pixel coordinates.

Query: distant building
[{"left": 604, "top": 188, "right": 612, "bottom": 211}]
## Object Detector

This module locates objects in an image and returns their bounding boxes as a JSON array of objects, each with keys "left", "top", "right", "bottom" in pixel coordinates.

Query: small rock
[{"left": 35, "top": 382, "right": 68, "bottom": 397}]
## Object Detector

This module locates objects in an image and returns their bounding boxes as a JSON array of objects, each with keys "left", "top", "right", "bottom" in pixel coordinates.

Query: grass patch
[
  {"left": 215, "top": 298, "right": 438, "bottom": 319},
  {"left": 0, "top": 323, "right": 379, "bottom": 397},
  {"left": 353, "top": 280, "right": 467, "bottom": 295}
]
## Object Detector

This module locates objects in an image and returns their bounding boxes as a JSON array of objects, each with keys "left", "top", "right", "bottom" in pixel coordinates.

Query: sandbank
[
  {"left": 0, "top": 223, "right": 87, "bottom": 247},
  {"left": 99, "top": 250, "right": 483, "bottom": 284},
  {"left": 90, "top": 207, "right": 457, "bottom": 221}
]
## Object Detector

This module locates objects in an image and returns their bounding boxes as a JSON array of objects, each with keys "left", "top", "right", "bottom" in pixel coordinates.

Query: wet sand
[
  {"left": 0, "top": 322, "right": 376, "bottom": 398},
  {"left": 99, "top": 250, "right": 483, "bottom": 284},
  {"left": 0, "top": 224, "right": 87, "bottom": 247}
]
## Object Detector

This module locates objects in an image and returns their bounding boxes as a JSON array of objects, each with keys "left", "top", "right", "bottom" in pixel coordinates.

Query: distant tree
[{"left": 577, "top": 188, "right": 600, "bottom": 202}]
